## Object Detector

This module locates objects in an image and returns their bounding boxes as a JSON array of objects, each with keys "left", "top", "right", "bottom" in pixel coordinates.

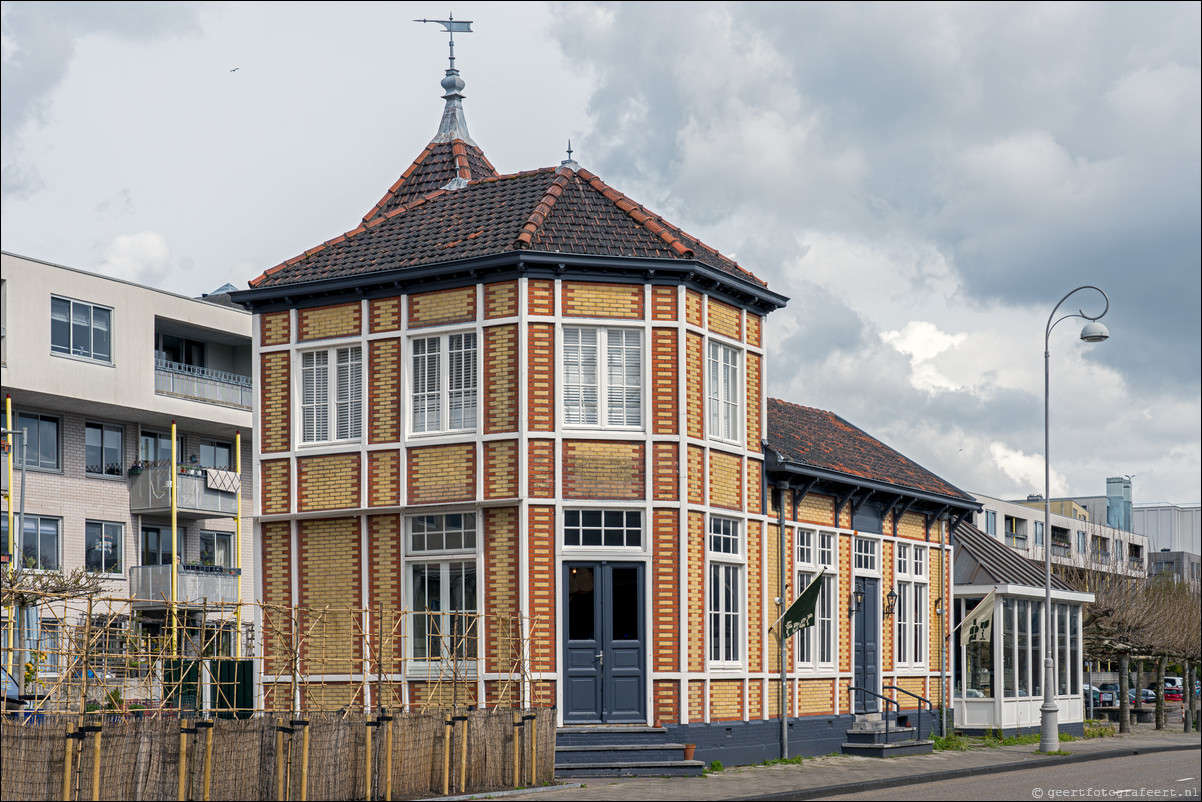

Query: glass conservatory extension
[{"left": 952, "top": 584, "right": 1093, "bottom": 734}]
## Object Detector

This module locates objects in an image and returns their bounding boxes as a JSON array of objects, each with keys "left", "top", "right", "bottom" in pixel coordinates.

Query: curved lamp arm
[{"left": 1045, "top": 285, "right": 1110, "bottom": 348}]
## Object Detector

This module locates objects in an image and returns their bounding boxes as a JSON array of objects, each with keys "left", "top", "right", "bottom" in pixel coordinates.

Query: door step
[
  {"left": 555, "top": 727, "right": 704, "bottom": 777},
  {"left": 841, "top": 740, "right": 934, "bottom": 758}
]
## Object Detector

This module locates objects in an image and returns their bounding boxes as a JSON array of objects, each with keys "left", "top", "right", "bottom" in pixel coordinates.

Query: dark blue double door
[
  {"left": 854, "top": 577, "right": 881, "bottom": 713},
  {"left": 563, "top": 562, "right": 645, "bottom": 723}
]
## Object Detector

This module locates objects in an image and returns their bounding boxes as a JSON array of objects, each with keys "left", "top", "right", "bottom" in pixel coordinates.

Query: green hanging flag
[{"left": 778, "top": 571, "right": 825, "bottom": 640}]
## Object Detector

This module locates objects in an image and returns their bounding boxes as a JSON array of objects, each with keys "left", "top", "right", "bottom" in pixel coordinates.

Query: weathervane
[{"left": 415, "top": 13, "right": 474, "bottom": 71}]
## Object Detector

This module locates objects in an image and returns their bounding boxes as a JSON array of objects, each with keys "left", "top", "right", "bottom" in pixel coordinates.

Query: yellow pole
[
  {"left": 171, "top": 420, "right": 179, "bottom": 657},
  {"left": 178, "top": 721, "right": 189, "bottom": 802},
  {"left": 300, "top": 721, "right": 310, "bottom": 802},
  {"left": 365, "top": 720, "right": 373, "bottom": 801},
  {"left": 275, "top": 719, "right": 285, "bottom": 801},
  {"left": 61, "top": 723, "right": 75, "bottom": 802},
  {"left": 5, "top": 395, "right": 14, "bottom": 677},
  {"left": 234, "top": 430, "right": 243, "bottom": 658},
  {"left": 203, "top": 723, "right": 214, "bottom": 801},
  {"left": 91, "top": 728, "right": 102, "bottom": 802}
]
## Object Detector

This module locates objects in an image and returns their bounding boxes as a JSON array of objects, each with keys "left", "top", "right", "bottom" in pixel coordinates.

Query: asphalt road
[{"left": 813, "top": 748, "right": 1202, "bottom": 801}]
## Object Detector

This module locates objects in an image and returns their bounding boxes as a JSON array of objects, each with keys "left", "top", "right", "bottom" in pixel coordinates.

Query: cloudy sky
[{"left": 3, "top": 1, "right": 1199, "bottom": 506}]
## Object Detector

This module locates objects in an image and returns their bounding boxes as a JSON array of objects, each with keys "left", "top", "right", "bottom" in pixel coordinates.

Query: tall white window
[
  {"left": 896, "top": 543, "right": 929, "bottom": 668},
  {"left": 51, "top": 296, "right": 112, "bottom": 362},
  {"left": 300, "top": 346, "right": 362, "bottom": 443},
  {"left": 411, "top": 332, "right": 477, "bottom": 433},
  {"left": 854, "top": 537, "right": 878, "bottom": 571},
  {"left": 708, "top": 517, "right": 743, "bottom": 665},
  {"left": 797, "top": 529, "right": 836, "bottom": 667},
  {"left": 408, "top": 514, "right": 478, "bottom": 665},
  {"left": 563, "top": 327, "right": 641, "bottom": 428},
  {"left": 708, "top": 341, "right": 740, "bottom": 442}
]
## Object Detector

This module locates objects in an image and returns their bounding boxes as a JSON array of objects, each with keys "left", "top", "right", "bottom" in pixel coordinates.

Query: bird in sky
[{"left": 230, "top": 67, "right": 239, "bottom": 72}]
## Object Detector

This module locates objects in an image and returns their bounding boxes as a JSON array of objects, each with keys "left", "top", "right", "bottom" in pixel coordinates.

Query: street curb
[{"left": 737, "top": 742, "right": 1202, "bottom": 801}]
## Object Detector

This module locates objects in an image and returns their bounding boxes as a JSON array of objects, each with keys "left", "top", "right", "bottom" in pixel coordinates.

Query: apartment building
[{"left": 1, "top": 252, "right": 256, "bottom": 669}]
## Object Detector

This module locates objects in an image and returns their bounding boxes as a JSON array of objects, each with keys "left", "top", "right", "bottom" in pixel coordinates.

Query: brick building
[{"left": 232, "top": 51, "right": 985, "bottom": 760}]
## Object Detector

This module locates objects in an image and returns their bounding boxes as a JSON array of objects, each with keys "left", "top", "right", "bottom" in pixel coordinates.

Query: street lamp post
[{"left": 1041, "top": 285, "right": 1110, "bottom": 753}]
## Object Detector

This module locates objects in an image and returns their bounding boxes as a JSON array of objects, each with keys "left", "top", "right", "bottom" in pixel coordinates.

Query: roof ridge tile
[{"left": 515, "top": 173, "right": 571, "bottom": 249}]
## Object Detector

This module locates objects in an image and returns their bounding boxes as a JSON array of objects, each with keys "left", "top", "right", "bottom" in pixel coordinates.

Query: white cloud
[{"left": 98, "top": 231, "right": 172, "bottom": 288}]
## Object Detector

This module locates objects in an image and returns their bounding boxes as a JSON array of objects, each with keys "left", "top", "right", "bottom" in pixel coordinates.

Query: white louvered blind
[
  {"left": 606, "top": 328, "right": 641, "bottom": 426},
  {"left": 447, "top": 332, "right": 477, "bottom": 430},
  {"left": 335, "top": 346, "right": 362, "bottom": 440},
  {"left": 412, "top": 337, "right": 442, "bottom": 433},
  {"left": 563, "top": 327, "right": 599, "bottom": 425},
  {"left": 301, "top": 350, "right": 329, "bottom": 442},
  {"left": 708, "top": 341, "right": 740, "bottom": 441}
]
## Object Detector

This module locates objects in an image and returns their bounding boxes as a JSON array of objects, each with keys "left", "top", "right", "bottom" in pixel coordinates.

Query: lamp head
[{"left": 1079, "top": 321, "right": 1109, "bottom": 343}]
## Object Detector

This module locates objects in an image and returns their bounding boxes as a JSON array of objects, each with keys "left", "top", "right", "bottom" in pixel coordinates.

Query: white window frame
[
  {"left": 562, "top": 326, "right": 642, "bottom": 430},
  {"left": 409, "top": 331, "right": 478, "bottom": 435},
  {"left": 17, "top": 411, "right": 61, "bottom": 471},
  {"left": 562, "top": 509, "right": 643, "bottom": 549},
  {"left": 299, "top": 345, "right": 362, "bottom": 445},
  {"left": 854, "top": 537, "right": 878, "bottom": 572},
  {"left": 707, "top": 340, "right": 741, "bottom": 443},
  {"left": 6, "top": 515, "right": 61, "bottom": 572},
  {"left": 200, "top": 530, "right": 234, "bottom": 569},
  {"left": 85, "top": 422, "right": 124, "bottom": 477},
  {"left": 795, "top": 529, "right": 837, "bottom": 669},
  {"left": 708, "top": 516, "right": 744, "bottom": 667},
  {"left": 84, "top": 520, "right": 123, "bottom": 575},
  {"left": 895, "top": 543, "right": 929, "bottom": 670},
  {"left": 406, "top": 513, "right": 479, "bottom": 674},
  {"left": 51, "top": 295, "right": 113, "bottom": 363}
]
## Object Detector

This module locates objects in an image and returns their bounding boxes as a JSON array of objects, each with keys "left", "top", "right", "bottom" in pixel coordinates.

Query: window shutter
[
  {"left": 564, "top": 328, "right": 599, "bottom": 425},
  {"left": 336, "top": 347, "right": 362, "bottom": 439},
  {"left": 412, "top": 337, "right": 441, "bottom": 433},
  {"left": 448, "top": 333, "right": 477, "bottom": 430},
  {"left": 302, "top": 351, "right": 329, "bottom": 442}
]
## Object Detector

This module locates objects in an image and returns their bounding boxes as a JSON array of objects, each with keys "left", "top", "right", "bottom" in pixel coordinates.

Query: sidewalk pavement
[{"left": 451, "top": 722, "right": 1200, "bottom": 802}]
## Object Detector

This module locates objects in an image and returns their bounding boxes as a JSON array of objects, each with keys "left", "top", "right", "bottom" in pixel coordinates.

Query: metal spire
[
  {"left": 560, "top": 139, "right": 580, "bottom": 171},
  {"left": 416, "top": 14, "right": 477, "bottom": 146}
]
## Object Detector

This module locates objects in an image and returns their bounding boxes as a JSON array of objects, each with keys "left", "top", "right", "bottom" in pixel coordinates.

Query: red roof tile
[{"left": 766, "top": 398, "right": 974, "bottom": 502}]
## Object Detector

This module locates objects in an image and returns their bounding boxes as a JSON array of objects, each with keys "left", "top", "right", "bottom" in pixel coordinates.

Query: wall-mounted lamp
[
  {"left": 934, "top": 597, "right": 944, "bottom": 617},
  {"left": 849, "top": 587, "right": 865, "bottom": 614},
  {"left": 883, "top": 586, "right": 899, "bottom": 618}
]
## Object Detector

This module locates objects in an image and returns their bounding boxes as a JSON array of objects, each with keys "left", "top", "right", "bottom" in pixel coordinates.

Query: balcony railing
[
  {"left": 1128, "top": 557, "right": 1144, "bottom": 572},
  {"left": 129, "top": 564, "right": 241, "bottom": 607},
  {"left": 1051, "top": 544, "right": 1071, "bottom": 558},
  {"left": 1091, "top": 550, "right": 1111, "bottom": 564},
  {"left": 129, "top": 466, "right": 239, "bottom": 519},
  {"left": 155, "top": 358, "right": 252, "bottom": 410}
]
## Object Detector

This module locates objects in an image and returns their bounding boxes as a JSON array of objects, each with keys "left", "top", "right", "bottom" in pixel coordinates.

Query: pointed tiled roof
[
  {"left": 249, "top": 165, "right": 765, "bottom": 290},
  {"left": 362, "top": 139, "right": 498, "bottom": 221},
  {"left": 953, "top": 522, "right": 1077, "bottom": 591},
  {"left": 765, "top": 398, "right": 975, "bottom": 503}
]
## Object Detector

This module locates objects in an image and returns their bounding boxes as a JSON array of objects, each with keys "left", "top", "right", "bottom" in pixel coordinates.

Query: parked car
[
  {"left": 1128, "top": 688, "right": 1157, "bottom": 704},
  {"left": 1082, "top": 683, "right": 1115, "bottom": 706},
  {"left": 1164, "top": 686, "right": 1184, "bottom": 702}
]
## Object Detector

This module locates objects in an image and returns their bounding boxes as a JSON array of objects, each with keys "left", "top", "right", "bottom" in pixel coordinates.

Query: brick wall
[
  {"left": 746, "top": 313, "right": 762, "bottom": 348},
  {"left": 652, "top": 509, "right": 680, "bottom": 672},
  {"left": 746, "top": 352, "right": 762, "bottom": 450},
  {"left": 484, "top": 280, "right": 518, "bottom": 319},
  {"left": 260, "top": 459, "right": 291, "bottom": 515},
  {"left": 407, "top": 444, "right": 476, "bottom": 504},
  {"left": 367, "top": 450, "right": 400, "bottom": 507},
  {"left": 561, "top": 281, "right": 643, "bottom": 319},
  {"left": 527, "top": 324, "right": 555, "bottom": 432},
  {"left": 527, "top": 506, "right": 556, "bottom": 673},
  {"left": 408, "top": 286, "right": 476, "bottom": 328},
  {"left": 748, "top": 519, "right": 763, "bottom": 673},
  {"left": 706, "top": 298, "right": 742, "bottom": 341},
  {"left": 368, "top": 297, "right": 401, "bottom": 333},
  {"left": 687, "top": 512, "right": 705, "bottom": 673},
  {"left": 651, "top": 443, "right": 679, "bottom": 501},
  {"left": 261, "top": 311, "right": 290, "bottom": 346},
  {"left": 484, "top": 325, "right": 519, "bottom": 434},
  {"left": 708, "top": 451, "right": 743, "bottom": 511},
  {"left": 483, "top": 440, "right": 518, "bottom": 499},
  {"left": 685, "top": 332, "right": 704, "bottom": 438},
  {"left": 688, "top": 679, "right": 705, "bottom": 723},
  {"left": 483, "top": 507, "right": 519, "bottom": 673},
  {"left": 260, "top": 352, "right": 290, "bottom": 453},
  {"left": 366, "top": 514, "right": 403, "bottom": 666},
  {"left": 710, "top": 679, "right": 743, "bottom": 721},
  {"left": 655, "top": 680, "right": 679, "bottom": 726},
  {"left": 527, "top": 279, "right": 555, "bottom": 316},
  {"left": 651, "top": 328, "right": 679, "bottom": 435},
  {"left": 297, "top": 302, "right": 361, "bottom": 341},
  {"left": 297, "top": 453, "right": 361, "bottom": 511},
  {"left": 685, "top": 290, "right": 703, "bottom": 327},
  {"left": 651, "top": 286, "right": 678, "bottom": 321},
  {"left": 687, "top": 446, "right": 705, "bottom": 505},
  {"left": 561, "top": 441, "right": 644, "bottom": 500},
  {"left": 527, "top": 439, "right": 555, "bottom": 498},
  {"left": 261, "top": 521, "right": 292, "bottom": 674},
  {"left": 798, "top": 678, "right": 834, "bottom": 715},
  {"left": 296, "top": 517, "right": 361, "bottom": 674},
  {"left": 368, "top": 338, "right": 401, "bottom": 443}
]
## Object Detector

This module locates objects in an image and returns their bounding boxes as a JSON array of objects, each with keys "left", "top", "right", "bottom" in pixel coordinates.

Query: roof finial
[
  {"left": 560, "top": 138, "right": 580, "bottom": 171},
  {"left": 416, "top": 14, "right": 477, "bottom": 146}
]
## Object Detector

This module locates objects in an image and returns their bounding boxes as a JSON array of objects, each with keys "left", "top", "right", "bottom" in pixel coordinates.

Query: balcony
[
  {"left": 155, "top": 358, "right": 252, "bottom": 410},
  {"left": 1051, "top": 544, "right": 1071, "bottom": 558},
  {"left": 129, "top": 466, "right": 239, "bottom": 519},
  {"left": 1091, "top": 550, "right": 1111, "bottom": 565},
  {"left": 129, "top": 564, "right": 241, "bottom": 608},
  {"left": 1128, "top": 557, "right": 1144, "bottom": 572}
]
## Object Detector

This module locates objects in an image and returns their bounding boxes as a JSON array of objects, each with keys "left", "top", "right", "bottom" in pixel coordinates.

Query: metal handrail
[
  {"left": 846, "top": 683, "right": 900, "bottom": 742},
  {"left": 883, "top": 685, "right": 938, "bottom": 737}
]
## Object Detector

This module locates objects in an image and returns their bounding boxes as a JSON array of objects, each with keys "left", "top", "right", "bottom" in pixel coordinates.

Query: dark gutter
[{"left": 765, "top": 455, "right": 981, "bottom": 515}]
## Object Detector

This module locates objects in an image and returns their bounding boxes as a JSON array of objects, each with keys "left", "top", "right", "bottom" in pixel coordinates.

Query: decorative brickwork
[
  {"left": 408, "top": 286, "right": 476, "bottom": 328},
  {"left": 527, "top": 279, "right": 555, "bottom": 316},
  {"left": 483, "top": 507, "right": 520, "bottom": 674},
  {"left": 651, "top": 286, "right": 678, "bottom": 321},
  {"left": 766, "top": 521, "right": 781, "bottom": 672},
  {"left": 685, "top": 332, "right": 703, "bottom": 438},
  {"left": 298, "top": 302, "right": 361, "bottom": 341},
  {"left": 706, "top": 298, "right": 742, "bottom": 341},
  {"left": 527, "top": 506, "right": 556, "bottom": 673},
  {"left": 561, "top": 441, "right": 644, "bottom": 500},
  {"left": 652, "top": 509, "right": 680, "bottom": 672},
  {"left": 484, "top": 324, "right": 519, "bottom": 434},
  {"left": 261, "top": 311, "right": 290, "bottom": 346},
  {"left": 746, "top": 352, "right": 762, "bottom": 451},
  {"left": 261, "top": 521, "right": 292, "bottom": 674},
  {"left": 747, "top": 460, "right": 763, "bottom": 515},
  {"left": 260, "top": 352, "right": 290, "bottom": 453},
  {"left": 748, "top": 519, "right": 763, "bottom": 673},
  {"left": 746, "top": 313, "right": 762, "bottom": 348},
  {"left": 751, "top": 679, "right": 764, "bottom": 719},
  {"left": 687, "top": 512, "right": 705, "bottom": 673},
  {"left": 527, "top": 439, "right": 555, "bottom": 498},
  {"left": 883, "top": 540, "right": 894, "bottom": 672},
  {"left": 838, "top": 535, "right": 852, "bottom": 673},
  {"left": 297, "top": 517, "right": 361, "bottom": 674},
  {"left": 484, "top": 281, "right": 518, "bottom": 319},
  {"left": 685, "top": 290, "right": 703, "bottom": 327},
  {"left": 562, "top": 281, "right": 644, "bottom": 319},
  {"left": 799, "top": 494, "right": 836, "bottom": 526},
  {"left": 368, "top": 297, "right": 402, "bottom": 333},
  {"left": 798, "top": 678, "right": 834, "bottom": 715},
  {"left": 407, "top": 444, "right": 476, "bottom": 504},
  {"left": 710, "top": 679, "right": 743, "bottom": 721},
  {"left": 367, "top": 450, "right": 400, "bottom": 507},
  {"left": 654, "top": 680, "right": 680, "bottom": 726},
  {"left": 688, "top": 679, "right": 705, "bottom": 723},
  {"left": 260, "top": 459, "right": 292, "bottom": 515},
  {"left": 483, "top": 440, "right": 519, "bottom": 499},
  {"left": 300, "top": 683, "right": 363, "bottom": 712},
  {"left": 410, "top": 681, "right": 477, "bottom": 710},
  {"left": 708, "top": 451, "right": 743, "bottom": 511},
  {"left": 897, "top": 510, "right": 926, "bottom": 540},
  {"left": 651, "top": 329, "right": 679, "bottom": 435},
  {"left": 297, "top": 453, "right": 361, "bottom": 511},
  {"left": 652, "top": 443, "right": 679, "bottom": 501},
  {"left": 526, "top": 324, "right": 555, "bottom": 431},
  {"left": 687, "top": 446, "right": 705, "bottom": 505},
  {"left": 368, "top": 338, "right": 401, "bottom": 443},
  {"left": 366, "top": 514, "right": 403, "bottom": 665}
]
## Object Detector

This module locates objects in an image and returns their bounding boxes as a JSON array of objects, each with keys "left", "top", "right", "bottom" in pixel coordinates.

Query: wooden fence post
[
  {"left": 523, "top": 714, "right": 537, "bottom": 785},
  {"left": 365, "top": 719, "right": 374, "bottom": 801},
  {"left": 275, "top": 718, "right": 285, "bottom": 802},
  {"left": 383, "top": 715, "right": 393, "bottom": 802},
  {"left": 442, "top": 718, "right": 452, "bottom": 797},
  {"left": 299, "top": 720, "right": 310, "bottom": 802},
  {"left": 199, "top": 721, "right": 214, "bottom": 801},
  {"left": 90, "top": 727, "right": 102, "bottom": 802},
  {"left": 62, "top": 724, "right": 76, "bottom": 802},
  {"left": 512, "top": 712, "right": 521, "bottom": 788},
  {"left": 177, "top": 721, "right": 190, "bottom": 802},
  {"left": 456, "top": 715, "right": 468, "bottom": 793}
]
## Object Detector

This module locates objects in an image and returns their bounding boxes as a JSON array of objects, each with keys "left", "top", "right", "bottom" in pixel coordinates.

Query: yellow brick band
[
  {"left": 260, "top": 352, "right": 291, "bottom": 453},
  {"left": 484, "top": 280, "right": 518, "bottom": 319},
  {"left": 561, "top": 440, "right": 645, "bottom": 500},
  {"left": 369, "top": 297, "right": 402, "bottom": 333},
  {"left": 484, "top": 325, "right": 519, "bottom": 434},
  {"left": 408, "top": 286, "right": 476, "bottom": 328},
  {"left": 708, "top": 450, "right": 744, "bottom": 511},
  {"left": 298, "top": 302, "right": 361, "bottom": 341},
  {"left": 261, "top": 310, "right": 291, "bottom": 346},
  {"left": 562, "top": 281, "right": 644, "bottom": 319},
  {"left": 407, "top": 443, "right": 476, "bottom": 504},
  {"left": 706, "top": 297, "right": 742, "bottom": 341},
  {"left": 483, "top": 440, "right": 519, "bottom": 499},
  {"left": 297, "top": 453, "right": 361, "bottom": 511}
]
